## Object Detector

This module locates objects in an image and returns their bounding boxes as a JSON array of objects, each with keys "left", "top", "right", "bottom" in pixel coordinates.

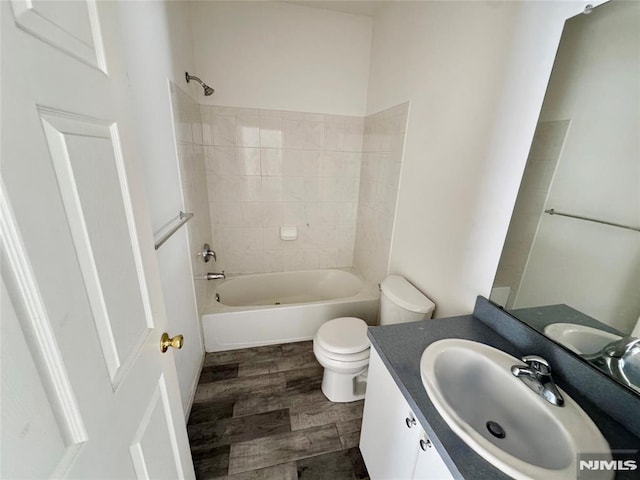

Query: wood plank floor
[{"left": 188, "top": 341, "right": 370, "bottom": 480}]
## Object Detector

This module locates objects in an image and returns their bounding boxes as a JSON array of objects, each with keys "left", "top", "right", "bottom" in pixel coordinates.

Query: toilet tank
[{"left": 379, "top": 275, "right": 435, "bottom": 325}]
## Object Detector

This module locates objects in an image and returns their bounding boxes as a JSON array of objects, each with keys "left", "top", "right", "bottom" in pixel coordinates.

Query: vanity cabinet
[{"left": 360, "top": 348, "right": 453, "bottom": 480}]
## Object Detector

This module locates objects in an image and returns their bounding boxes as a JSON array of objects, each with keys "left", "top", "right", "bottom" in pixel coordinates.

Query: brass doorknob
[{"left": 160, "top": 332, "right": 184, "bottom": 353}]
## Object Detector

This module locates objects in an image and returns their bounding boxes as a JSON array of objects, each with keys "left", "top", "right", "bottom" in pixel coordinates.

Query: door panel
[
  {"left": 39, "top": 108, "right": 152, "bottom": 387},
  {"left": 130, "top": 376, "right": 184, "bottom": 480},
  {"left": 9, "top": 0, "right": 107, "bottom": 71}
]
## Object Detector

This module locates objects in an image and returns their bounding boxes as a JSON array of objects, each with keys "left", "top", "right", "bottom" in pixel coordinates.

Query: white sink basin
[
  {"left": 544, "top": 323, "right": 621, "bottom": 355},
  {"left": 420, "top": 339, "right": 611, "bottom": 480}
]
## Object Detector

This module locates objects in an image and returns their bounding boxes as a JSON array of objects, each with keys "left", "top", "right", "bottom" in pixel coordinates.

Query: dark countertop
[{"left": 367, "top": 312, "right": 640, "bottom": 480}]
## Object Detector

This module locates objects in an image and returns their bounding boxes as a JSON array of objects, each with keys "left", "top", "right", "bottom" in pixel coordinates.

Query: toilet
[{"left": 313, "top": 275, "right": 435, "bottom": 402}]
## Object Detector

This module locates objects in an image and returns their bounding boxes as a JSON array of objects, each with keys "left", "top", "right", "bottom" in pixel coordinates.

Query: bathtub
[{"left": 202, "top": 269, "right": 379, "bottom": 352}]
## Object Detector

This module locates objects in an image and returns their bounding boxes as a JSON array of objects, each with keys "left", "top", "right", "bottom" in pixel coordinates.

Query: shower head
[{"left": 185, "top": 72, "right": 214, "bottom": 96}]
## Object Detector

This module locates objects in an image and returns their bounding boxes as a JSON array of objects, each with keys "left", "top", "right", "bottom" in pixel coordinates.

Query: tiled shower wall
[
  {"left": 353, "top": 103, "right": 409, "bottom": 284},
  {"left": 202, "top": 106, "right": 365, "bottom": 274},
  {"left": 170, "top": 83, "right": 213, "bottom": 313}
]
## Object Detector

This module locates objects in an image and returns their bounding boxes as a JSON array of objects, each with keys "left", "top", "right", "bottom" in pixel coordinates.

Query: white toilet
[{"left": 313, "top": 275, "right": 436, "bottom": 402}]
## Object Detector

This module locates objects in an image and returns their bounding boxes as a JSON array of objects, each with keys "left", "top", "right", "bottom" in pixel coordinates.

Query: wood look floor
[{"left": 188, "top": 341, "right": 370, "bottom": 480}]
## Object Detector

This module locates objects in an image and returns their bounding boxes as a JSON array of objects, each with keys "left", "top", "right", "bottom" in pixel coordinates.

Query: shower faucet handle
[{"left": 199, "top": 243, "right": 216, "bottom": 263}]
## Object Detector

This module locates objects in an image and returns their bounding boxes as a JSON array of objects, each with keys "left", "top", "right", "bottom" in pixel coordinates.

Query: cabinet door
[
  {"left": 412, "top": 432, "right": 454, "bottom": 480},
  {"left": 360, "top": 349, "right": 422, "bottom": 479}
]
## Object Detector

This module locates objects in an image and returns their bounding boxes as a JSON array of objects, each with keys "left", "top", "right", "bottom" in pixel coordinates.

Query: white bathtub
[{"left": 202, "top": 269, "right": 379, "bottom": 352}]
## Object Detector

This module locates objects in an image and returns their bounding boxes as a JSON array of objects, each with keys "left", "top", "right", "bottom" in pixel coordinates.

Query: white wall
[
  {"left": 117, "top": 1, "right": 204, "bottom": 416},
  {"left": 367, "top": 1, "right": 604, "bottom": 317},
  {"left": 190, "top": 1, "right": 373, "bottom": 116},
  {"left": 515, "top": 0, "right": 640, "bottom": 333}
]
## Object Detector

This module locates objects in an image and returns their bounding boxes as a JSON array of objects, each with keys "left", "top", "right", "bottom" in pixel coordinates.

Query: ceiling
[{"left": 286, "top": 1, "right": 386, "bottom": 17}]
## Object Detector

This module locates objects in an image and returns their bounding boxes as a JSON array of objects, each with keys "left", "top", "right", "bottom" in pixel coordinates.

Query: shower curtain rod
[{"left": 545, "top": 208, "right": 640, "bottom": 233}]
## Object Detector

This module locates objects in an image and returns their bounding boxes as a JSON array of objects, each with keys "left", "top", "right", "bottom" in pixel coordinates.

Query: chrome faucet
[
  {"left": 195, "top": 271, "right": 225, "bottom": 280},
  {"left": 582, "top": 336, "right": 639, "bottom": 388},
  {"left": 511, "top": 355, "right": 564, "bottom": 406}
]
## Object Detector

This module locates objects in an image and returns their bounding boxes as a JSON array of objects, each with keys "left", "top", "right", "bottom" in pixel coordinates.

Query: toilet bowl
[
  {"left": 313, "top": 317, "right": 370, "bottom": 402},
  {"left": 313, "top": 275, "right": 435, "bottom": 402}
]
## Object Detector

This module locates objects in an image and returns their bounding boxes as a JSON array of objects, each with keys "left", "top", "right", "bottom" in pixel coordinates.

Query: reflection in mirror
[{"left": 491, "top": 0, "right": 640, "bottom": 393}]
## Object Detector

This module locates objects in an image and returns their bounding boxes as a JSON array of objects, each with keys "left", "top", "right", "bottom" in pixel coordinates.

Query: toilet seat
[
  {"left": 315, "top": 317, "right": 369, "bottom": 355},
  {"left": 314, "top": 340, "right": 370, "bottom": 363}
]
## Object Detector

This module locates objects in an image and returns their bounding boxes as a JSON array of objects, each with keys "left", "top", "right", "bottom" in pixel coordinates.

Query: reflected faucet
[
  {"left": 582, "top": 336, "right": 640, "bottom": 388},
  {"left": 511, "top": 355, "right": 564, "bottom": 406}
]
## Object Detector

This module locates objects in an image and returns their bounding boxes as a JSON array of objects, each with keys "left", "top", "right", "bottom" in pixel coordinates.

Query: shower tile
[
  {"left": 241, "top": 226, "right": 264, "bottom": 252},
  {"left": 337, "top": 177, "right": 360, "bottom": 203},
  {"left": 337, "top": 202, "right": 357, "bottom": 225},
  {"left": 217, "top": 203, "right": 243, "bottom": 226},
  {"left": 303, "top": 178, "right": 322, "bottom": 202},
  {"left": 283, "top": 202, "right": 304, "bottom": 225},
  {"left": 264, "top": 249, "right": 284, "bottom": 273},
  {"left": 237, "top": 148, "right": 261, "bottom": 176},
  {"left": 324, "top": 122, "right": 345, "bottom": 151},
  {"left": 215, "top": 146, "right": 239, "bottom": 175},
  {"left": 236, "top": 115, "right": 260, "bottom": 148},
  {"left": 318, "top": 248, "right": 338, "bottom": 269},
  {"left": 212, "top": 115, "right": 238, "bottom": 146},
  {"left": 238, "top": 176, "right": 262, "bottom": 202},
  {"left": 304, "top": 121, "right": 325, "bottom": 150},
  {"left": 243, "top": 252, "right": 265, "bottom": 274},
  {"left": 260, "top": 148, "right": 283, "bottom": 176},
  {"left": 300, "top": 151, "right": 322, "bottom": 177},
  {"left": 344, "top": 119, "right": 364, "bottom": 152},
  {"left": 262, "top": 227, "right": 283, "bottom": 250},
  {"left": 282, "top": 119, "right": 305, "bottom": 149},
  {"left": 282, "top": 177, "right": 304, "bottom": 202},
  {"left": 259, "top": 117, "right": 283, "bottom": 148},
  {"left": 241, "top": 202, "right": 263, "bottom": 226},
  {"left": 261, "top": 177, "right": 282, "bottom": 202},
  {"left": 320, "top": 177, "right": 340, "bottom": 202},
  {"left": 200, "top": 105, "right": 214, "bottom": 146}
]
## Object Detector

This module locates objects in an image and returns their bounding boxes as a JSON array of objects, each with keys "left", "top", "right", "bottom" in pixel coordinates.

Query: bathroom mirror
[{"left": 491, "top": 0, "right": 640, "bottom": 394}]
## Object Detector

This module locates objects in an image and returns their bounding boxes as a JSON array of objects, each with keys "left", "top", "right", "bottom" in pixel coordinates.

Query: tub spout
[{"left": 196, "top": 271, "right": 225, "bottom": 280}]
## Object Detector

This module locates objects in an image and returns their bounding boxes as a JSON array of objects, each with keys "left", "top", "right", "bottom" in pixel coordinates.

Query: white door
[{"left": 1, "top": 1, "right": 195, "bottom": 478}]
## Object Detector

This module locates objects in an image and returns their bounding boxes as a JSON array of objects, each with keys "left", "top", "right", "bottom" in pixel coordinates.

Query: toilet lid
[{"left": 316, "top": 317, "right": 369, "bottom": 355}]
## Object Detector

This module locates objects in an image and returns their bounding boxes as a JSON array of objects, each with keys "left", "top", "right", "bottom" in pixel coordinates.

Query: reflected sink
[
  {"left": 544, "top": 323, "right": 621, "bottom": 355},
  {"left": 420, "top": 339, "right": 611, "bottom": 480}
]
